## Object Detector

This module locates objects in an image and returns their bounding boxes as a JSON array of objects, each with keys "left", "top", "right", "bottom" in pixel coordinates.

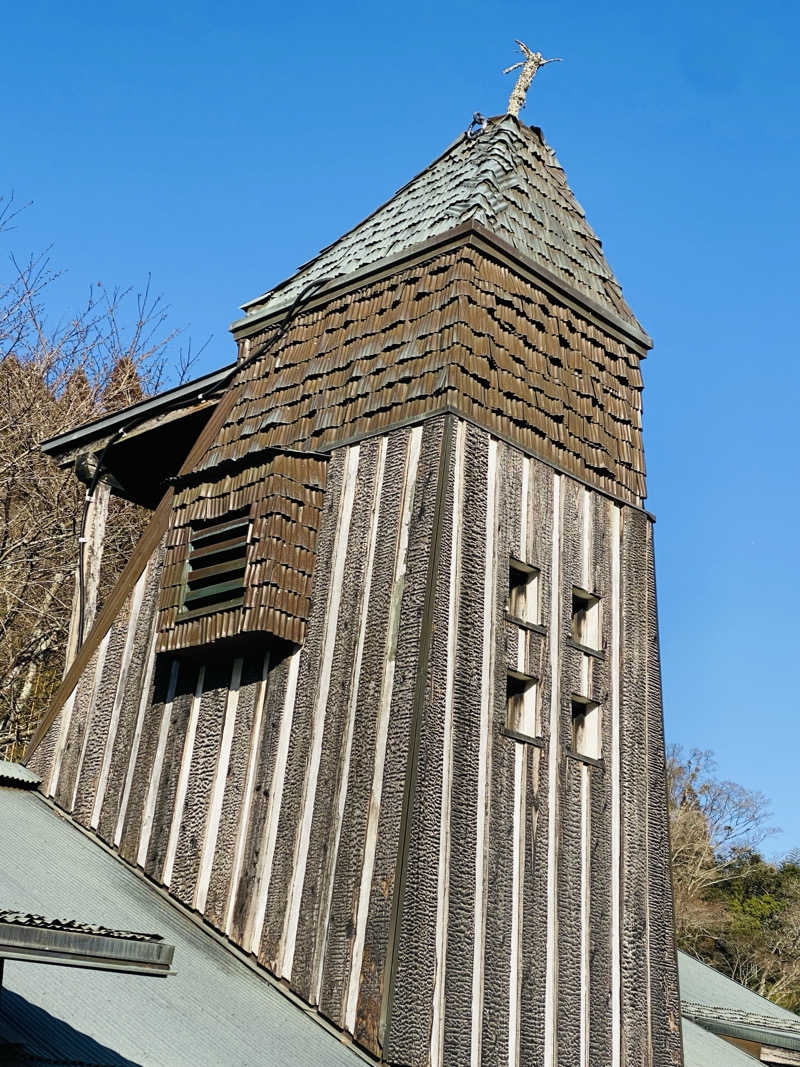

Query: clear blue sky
[{"left": 4, "top": 2, "right": 799, "bottom": 850}]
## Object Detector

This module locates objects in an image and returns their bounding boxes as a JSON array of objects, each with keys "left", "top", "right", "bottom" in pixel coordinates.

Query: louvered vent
[{"left": 179, "top": 510, "right": 251, "bottom": 621}]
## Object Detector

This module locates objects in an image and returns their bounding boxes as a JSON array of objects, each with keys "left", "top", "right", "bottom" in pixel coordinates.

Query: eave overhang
[{"left": 229, "top": 219, "right": 653, "bottom": 354}]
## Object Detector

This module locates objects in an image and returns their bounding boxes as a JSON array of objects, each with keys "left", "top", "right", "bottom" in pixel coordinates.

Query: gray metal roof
[
  {"left": 681, "top": 1016, "right": 759, "bottom": 1066},
  {"left": 678, "top": 950, "right": 800, "bottom": 1063},
  {"left": 0, "top": 760, "right": 41, "bottom": 789},
  {"left": 236, "top": 114, "right": 641, "bottom": 331},
  {"left": 0, "top": 786, "right": 363, "bottom": 1067},
  {"left": 679, "top": 950, "right": 799, "bottom": 1026}
]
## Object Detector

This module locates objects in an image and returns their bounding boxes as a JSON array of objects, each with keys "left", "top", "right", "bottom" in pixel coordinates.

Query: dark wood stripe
[
  {"left": 257, "top": 449, "right": 348, "bottom": 971},
  {"left": 168, "top": 662, "right": 230, "bottom": 908},
  {"left": 204, "top": 656, "right": 263, "bottom": 930},
  {"left": 118, "top": 656, "right": 179, "bottom": 864},
  {"left": 317, "top": 433, "right": 407, "bottom": 1030},
  {"left": 68, "top": 595, "right": 133, "bottom": 822},
  {"left": 228, "top": 651, "right": 291, "bottom": 946},
  {"left": 97, "top": 546, "right": 166, "bottom": 844},
  {"left": 142, "top": 664, "right": 200, "bottom": 878},
  {"left": 619, "top": 508, "right": 650, "bottom": 1064},
  {"left": 518, "top": 460, "right": 554, "bottom": 1065},
  {"left": 290, "top": 440, "right": 381, "bottom": 1003},
  {"left": 442, "top": 424, "right": 488, "bottom": 1065},
  {"left": 354, "top": 420, "right": 444, "bottom": 1058},
  {"left": 383, "top": 417, "right": 452, "bottom": 1062}
]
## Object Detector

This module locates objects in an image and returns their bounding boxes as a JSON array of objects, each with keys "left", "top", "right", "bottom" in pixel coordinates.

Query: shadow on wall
[{"left": 0, "top": 987, "right": 139, "bottom": 1066}]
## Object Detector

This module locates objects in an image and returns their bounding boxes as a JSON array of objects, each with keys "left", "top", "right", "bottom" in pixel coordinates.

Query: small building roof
[
  {"left": 679, "top": 950, "right": 800, "bottom": 1063},
  {"left": 0, "top": 785, "right": 363, "bottom": 1066}
]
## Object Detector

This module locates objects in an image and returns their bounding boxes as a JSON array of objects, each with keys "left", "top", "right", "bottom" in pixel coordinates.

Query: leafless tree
[{"left": 0, "top": 194, "right": 195, "bottom": 758}]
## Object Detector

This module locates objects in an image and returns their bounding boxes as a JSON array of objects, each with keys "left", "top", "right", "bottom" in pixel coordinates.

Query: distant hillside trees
[
  {"left": 668, "top": 745, "right": 800, "bottom": 1011},
  {"left": 0, "top": 195, "right": 190, "bottom": 758}
]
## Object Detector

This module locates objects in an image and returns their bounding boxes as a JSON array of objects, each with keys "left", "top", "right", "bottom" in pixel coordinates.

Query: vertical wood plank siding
[{"left": 30, "top": 415, "right": 681, "bottom": 1066}]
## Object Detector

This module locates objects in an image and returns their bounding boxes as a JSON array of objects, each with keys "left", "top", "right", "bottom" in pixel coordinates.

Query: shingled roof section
[{"left": 239, "top": 114, "right": 642, "bottom": 333}]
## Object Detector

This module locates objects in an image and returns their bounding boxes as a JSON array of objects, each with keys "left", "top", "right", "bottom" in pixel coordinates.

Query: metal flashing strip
[
  {"left": 39, "top": 363, "right": 236, "bottom": 459},
  {"left": 0, "top": 919, "right": 174, "bottom": 977},
  {"left": 230, "top": 219, "right": 652, "bottom": 353}
]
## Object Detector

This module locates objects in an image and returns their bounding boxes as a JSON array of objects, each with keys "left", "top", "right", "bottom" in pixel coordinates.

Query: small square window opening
[
  {"left": 571, "top": 588, "right": 601, "bottom": 649},
  {"left": 508, "top": 559, "right": 540, "bottom": 625},
  {"left": 571, "top": 698, "right": 601, "bottom": 760},
  {"left": 507, "top": 671, "right": 537, "bottom": 737}
]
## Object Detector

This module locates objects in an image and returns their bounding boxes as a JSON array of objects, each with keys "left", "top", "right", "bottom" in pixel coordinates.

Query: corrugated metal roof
[
  {"left": 681, "top": 1017, "right": 759, "bottom": 1066},
  {"left": 0, "top": 787, "right": 363, "bottom": 1067},
  {"left": 0, "top": 760, "right": 41, "bottom": 789},
  {"left": 238, "top": 115, "right": 642, "bottom": 332},
  {"left": 679, "top": 950, "right": 799, "bottom": 1024}
]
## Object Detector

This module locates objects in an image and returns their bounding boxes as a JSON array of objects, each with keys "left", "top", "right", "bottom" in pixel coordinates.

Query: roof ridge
[{"left": 237, "top": 115, "right": 643, "bottom": 333}]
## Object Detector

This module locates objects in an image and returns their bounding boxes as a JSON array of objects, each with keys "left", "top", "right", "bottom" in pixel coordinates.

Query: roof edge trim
[
  {"left": 230, "top": 219, "right": 652, "bottom": 352},
  {"left": 39, "top": 362, "right": 237, "bottom": 459}
]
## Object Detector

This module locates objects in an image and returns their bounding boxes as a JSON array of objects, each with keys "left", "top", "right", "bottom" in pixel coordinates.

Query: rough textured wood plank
[
  {"left": 620, "top": 507, "right": 650, "bottom": 1065},
  {"left": 480, "top": 443, "right": 515, "bottom": 1067},
  {"left": 519, "top": 459, "right": 554, "bottom": 1066},
  {"left": 97, "top": 546, "right": 166, "bottom": 843},
  {"left": 317, "top": 432, "right": 407, "bottom": 1030},
  {"left": 352, "top": 421, "right": 439, "bottom": 1057},
  {"left": 442, "top": 423, "right": 488, "bottom": 1066},
  {"left": 168, "top": 662, "right": 229, "bottom": 908},
  {"left": 228, "top": 651, "right": 292, "bottom": 946},
  {"left": 257, "top": 449, "right": 347, "bottom": 971},
  {"left": 588, "top": 492, "right": 614, "bottom": 1067},
  {"left": 118, "top": 656, "right": 178, "bottom": 865},
  {"left": 555, "top": 478, "right": 585, "bottom": 1063},
  {"left": 51, "top": 633, "right": 109, "bottom": 812},
  {"left": 290, "top": 440, "right": 380, "bottom": 1003},
  {"left": 67, "top": 592, "right": 133, "bottom": 823},
  {"left": 204, "top": 656, "right": 263, "bottom": 930},
  {"left": 383, "top": 418, "right": 451, "bottom": 1065},
  {"left": 644, "top": 525, "right": 683, "bottom": 1065},
  {"left": 142, "top": 663, "right": 200, "bottom": 880}
]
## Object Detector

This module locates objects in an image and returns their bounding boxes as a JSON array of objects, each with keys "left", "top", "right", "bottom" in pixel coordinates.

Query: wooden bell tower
[{"left": 30, "top": 110, "right": 683, "bottom": 1066}]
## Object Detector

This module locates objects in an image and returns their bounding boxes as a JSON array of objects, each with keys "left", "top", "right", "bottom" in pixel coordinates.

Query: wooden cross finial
[{"left": 504, "top": 40, "right": 562, "bottom": 116}]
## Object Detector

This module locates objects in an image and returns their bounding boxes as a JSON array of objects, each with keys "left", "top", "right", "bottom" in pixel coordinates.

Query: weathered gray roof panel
[
  {"left": 0, "top": 787, "right": 363, "bottom": 1067},
  {"left": 239, "top": 115, "right": 641, "bottom": 330},
  {"left": 679, "top": 950, "right": 799, "bottom": 1024},
  {"left": 0, "top": 760, "right": 41, "bottom": 789},
  {"left": 681, "top": 1017, "right": 759, "bottom": 1067}
]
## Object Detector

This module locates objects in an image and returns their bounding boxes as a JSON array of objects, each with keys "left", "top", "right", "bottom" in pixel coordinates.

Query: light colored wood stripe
[
  {"left": 163, "top": 666, "right": 206, "bottom": 886},
  {"left": 114, "top": 626, "right": 159, "bottom": 847},
  {"left": 280, "top": 444, "right": 361, "bottom": 980},
  {"left": 91, "top": 568, "right": 149, "bottom": 829},
  {"left": 508, "top": 454, "right": 530, "bottom": 1067},
  {"left": 431, "top": 419, "right": 465, "bottom": 1067},
  {"left": 471, "top": 436, "right": 498, "bottom": 1067},
  {"left": 195, "top": 657, "right": 243, "bottom": 913},
  {"left": 137, "top": 659, "right": 180, "bottom": 867},
  {"left": 544, "top": 472, "right": 562, "bottom": 1067},
  {"left": 610, "top": 503, "right": 622, "bottom": 1067},
  {"left": 312, "top": 438, "right": 388, "bottom": 1005},
  {"left": 245, "top": 648, "right": 301, "bottom": 955},
  {"left": 224, "top": 652, "right": 271, "bottom": 934},
  {"left": 69, "top": 631, "right": 111, "bottom": 812},
  {"left": 345, "top": 424, "right": 423, "bottom": 1033}
]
